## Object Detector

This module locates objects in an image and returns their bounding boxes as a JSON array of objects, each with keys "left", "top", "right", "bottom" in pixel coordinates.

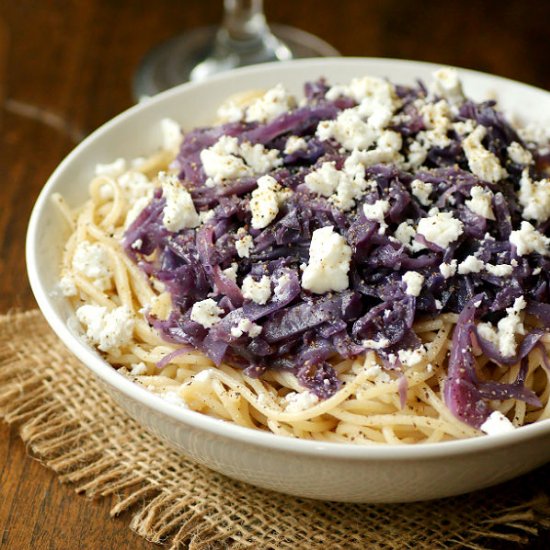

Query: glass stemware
[{"left": 133, "top": 0, "right": 339, "bottom": 100}]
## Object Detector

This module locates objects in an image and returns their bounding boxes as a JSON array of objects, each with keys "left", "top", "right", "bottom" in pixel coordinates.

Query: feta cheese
[
  {"left": 363, "top": 338, "right": 390, "bottom": 350},
  {"left": 458, "top": 255, "right": 485, "bottom": 275},
  {"left": 418, "top": 100, "right": 452, "bottom": 149},
  {"left": 284, "top": 391, "right": 319, "bottom": 413},
  {"left": 222, "top": 263, "right": 238, "bottom": 283},
  {"left": 393, "top": 221, "right": 424, "bottom": 252},
  {"left": 507, "top": 141, "right": 532, "bottom": 165},
  {"left": 485, "top": 263, "right": 514, "bottom": 277},
  {"left": 124, "top": 196, "right": 151, "bottom": 229},
  {"left": 273, "top": 272, "right": 292, "bottom": 299},
  {"left": 131, "top": 362, "right": 148, "bottom": 375},
  {"left": 117, "top": 171, "right": 154, "bottom": 202},
  {"left": 510, "top": 221, "right": 550, "bottom": 256},
  {"left": 430, "top": 68, "right": 465, "bottom": 105},
  {"left": 95, "top": 158, "right": 126, "bottom": 178},
  {"left": 160, "top": 118, "right": 182, "bottom": 151},
  {"left": 452, "top": 119, "right": 476, "bottom": 136},
  {"left": 238, "top": 142, "right": 282, "bottom": 174},
  {"left": 245, "top": 84, "right": 296, "bottom": 123},
  {"left": 198, "top": 209, "right": 215, "bottom": 225},
  {"left": 317, "top": 108, "right": 378, "bottom": 151},
  {"left": 72, "top": 241, "right": 112, "bottom": 291},
  {"left": 411, "top": 179, "right": 433, "bottom": 206},
  {"left": 518, "top": 169, "right": 550, "bottom": 223},
  {"left": 363, "top": 199, "right": 390, "bottom": 233},
  {"left": 230, "top": 318, "right": 263, "bottom": 338},
  {"left": 131, "top": 239, "right": 143, "bottom": 250},
  {"left": 476, "top": 296, "right": 526, "bottom": 357},
  {"left": 216, "top": 100, "right": 244, "bottom": 123},
  {"left": 402, "top": 271, "right": 424, "bottom": 297},
  {"left": 200, "top": 136, "right": 250, "bottom": 183},
  {"left": 439, "top": 260, "right": 458, "bottom": 279},
  {"left": 480, "top": 411, "right": 515, "bottom": 435},
  {"left": 284, "top": 136, "right": 308, "bottom": 154},
  {"left": 462, "top": 126, "right": 507, "bottom": 183},
  {"left": 417, "top": 211, "right": 464, "bottom": 248},
  {"left": 364, "top": 364, "right": 391, "bottom": 383},
  {"left": 160, "top": 173, "right": 200, "bottom": 232},
  {"left": 76, "top": 305, "right": 134, "bottom": 352},
  {"left": 305, "top": 161, "right": 371, "bottom": 211},
  {"left": 241, "top": 275, "right": 272, "bottom": 305},
  {"left": 190, "top": 299, "right": 224, "bottom": 328},
  {"left": 465, "top": 186, "right": 495, "bottom": 220},
  {"left": 235, "top": 230, "right": 254, "bottom": 258},
  {"left": 398, "top": 345, "right": 427, "bottom": 367},
  {"left": 301, "top": 226, "right": 352, "bottom": 294},
  {"left": 59, "top": 275, "right": 77, "bottom": 297},
  {"left": 250, "top": 175, "right": 289, "bottom": 229}
]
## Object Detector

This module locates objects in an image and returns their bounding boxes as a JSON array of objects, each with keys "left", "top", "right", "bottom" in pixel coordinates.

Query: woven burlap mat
[{"left": 1, "top": 310, "right": 549, "bottom": 549}]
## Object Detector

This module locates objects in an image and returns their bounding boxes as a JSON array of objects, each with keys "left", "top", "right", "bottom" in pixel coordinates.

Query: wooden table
[{"left": 1, "top": 1, "right": 549, "bottom": 548}]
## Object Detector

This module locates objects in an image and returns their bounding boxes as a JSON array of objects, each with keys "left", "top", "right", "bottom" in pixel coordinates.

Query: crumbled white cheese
[
  {"left": 222, "top": 263, "right": 238, "bottom": 283},
  {"left": 452, "top": 119, "right": 476, "bottom": 136},
  {"left": 317, "top": 108, "right": 378, "bottom": 151},
  {"left": 507, "top": 141, "right": 532, "bottom": 165},
  {"left": 273, "top": 272, "right": 292, "bottom": 299},
  {"left": 458, "top": 255, "right": 485, "bottom": 275},
  {"left": 465, "top": 186, "right": 495, "bottom": 220},
  {"left": 284, "top": 136, "right": 308, "bottom": 154},
  {"left": 72, "top": 241, "right": 112, "bottom": 291},
  {"left": 393, "top": 221, "right": 424, "bottom": 252},
  {"left": 199, "top": 209, "right": 215, "bottom": 225},
  {"left": 430, "top": 68, "right": 465, "bottom": 105},
  {"left": 245, "top": 84, "right": 296, "bottom": 123},
  {"left": 160, "top": 118, "right": 182, "bottom": 151},
  {"left": 76, "top": 305, "right": 134, "bottom": 352},
  {"left": 59, "top": 275, "right": 77, "bottom": 297},
  {"left": 348, "top": 130, "right": 403, "bottom": 167},
  {"left": 363, "top": 199, "right": 390, "bottom": 233},
  {"left": 235, "top": 230, "right": 254, "bottom": 258},
  {"left": 131, "top": 239, "right": 143, "bottom": 250},
  {"left": 480, "top": 410, "right": 516, "bottom": 435},
  {"left": 160, "top": 172, "right": 200, "bottom": 232},
  {"left": 518, "top": 169, "right": 550, "bottom": 223},
  {"left": 131, "top": 362, "right": 148, "bottom": 376},
  {"left": 435, "top": 299, "right": 443, "bottom": 310},
  {"left": 476, "top": 296, "right": 526, "bottom": 357},
  {"left": 402, "top": 271, "right": 424, "bottom": 297},
  {"left": 95, "top": 158, "right": 126, "bottom": 178},
  {"left": 118, "top": 171, "right": 154, "bottom": 202},
  {"left": 462, "top": 126, "right": 507, "bottom": 183},
  {"left": 418, "top": 100, "right": 452, "bottom": 149},
  {"left": 417, "top": 211, "right": 464, "bottom": 248},
  {"left": 241, "top": 275, "right": 272, "bottom": 305},
  {"left": 200, "top": 136, "right": 281, "bottom": 184},
  {"left": 439, "top": 260, "right": 458, "bottom": 279},
  {"left": 485, "top": 263, "right": 514, "bottom": 277},
  {"left": 510, "top": 221, "right": 550, "bottom": 256},
  {"left": 250, "top": 175, "right": 290, "bottom": 229},
  {"left": 216, "top": 99, "right": 244, "bottom": 123},
  {"left": 200, "top": 136, "right": 250, "bottom": 183},
  {"left": 398, "top": 345, "right": 427, "bottom": 367},
  {"left": 230, "top": 318, "right": 263, "bottom": 338},
  {"left": 305, "top": 161, "right": 371, "bottom": 211},
  {"left": 301, "top": 226, "right": 352, "bottom": 294},
  {"left": 364, "top": 364, "right": 391, "bottom": 383},
  {"left": 363, "top": 338, "right": 390, "bottom": 350},
  {"left": 411, "top": 179, "right": 433, "bottom": 206},
  {"left": 284, "top": 391, "right": 319, "bottom": 412},
  {"left": 406, "top": 139, "right": 429, "bottom": 169},
  {"left": 190, "top": 299, "right": 224, "bottom": 328}
]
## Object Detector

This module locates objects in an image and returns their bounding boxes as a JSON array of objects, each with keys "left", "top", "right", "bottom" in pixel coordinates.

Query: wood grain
[{"left": 0, "top": 1, "right": 548, "bottom": 548}]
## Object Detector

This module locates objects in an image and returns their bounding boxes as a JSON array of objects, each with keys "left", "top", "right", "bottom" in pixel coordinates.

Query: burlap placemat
[{"left": 1, "top": 310, "right": 549, "bottom": 549}]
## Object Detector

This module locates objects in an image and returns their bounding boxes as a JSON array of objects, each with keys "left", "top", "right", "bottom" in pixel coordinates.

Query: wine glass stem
[{"left": 222, "top": 0, "right": 269, "bottom": 42}]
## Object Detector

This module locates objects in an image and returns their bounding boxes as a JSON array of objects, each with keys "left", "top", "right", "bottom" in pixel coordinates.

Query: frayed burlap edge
[{"left": 0, "top": 309, "right": 549, "bottom": 549}]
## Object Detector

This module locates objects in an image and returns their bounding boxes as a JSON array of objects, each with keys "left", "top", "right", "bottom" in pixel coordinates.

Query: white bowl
[{"left": 26, "top": 58, "right": 550, "bottom": 503}]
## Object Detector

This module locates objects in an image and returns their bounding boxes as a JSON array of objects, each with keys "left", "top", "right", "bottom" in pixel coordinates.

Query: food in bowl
[{"left": 55, "top": 68, "right": 550, "bottom": 445}]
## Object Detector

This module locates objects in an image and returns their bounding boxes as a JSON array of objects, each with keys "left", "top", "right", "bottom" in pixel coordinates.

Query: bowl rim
[{"left": 26, "top": 56, "right": 550, "bottom": 461}]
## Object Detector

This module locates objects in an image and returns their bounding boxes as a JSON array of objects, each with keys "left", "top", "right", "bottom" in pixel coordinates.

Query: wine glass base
[{"left": 132, "top": 24, "right": 340, "bottom": 101}]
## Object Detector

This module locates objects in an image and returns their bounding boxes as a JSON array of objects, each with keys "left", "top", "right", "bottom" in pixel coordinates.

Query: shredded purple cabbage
[{"left": 123, "top": 75, "right": 550, "bottom": 427}]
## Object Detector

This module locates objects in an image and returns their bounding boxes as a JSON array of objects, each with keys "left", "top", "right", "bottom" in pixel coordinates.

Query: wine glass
[{"left": 133, "top": 0, "right": 339, "bottom": 100}]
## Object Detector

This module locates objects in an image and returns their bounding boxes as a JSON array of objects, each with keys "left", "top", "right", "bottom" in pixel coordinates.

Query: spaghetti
[{"left": 57, "top": 69, "right": 550, "bottom": 444}]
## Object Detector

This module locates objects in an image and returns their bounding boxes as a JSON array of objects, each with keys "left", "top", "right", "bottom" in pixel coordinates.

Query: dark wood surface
[{"left": 1, "top": 1, "right": 549, "bottom": 548}]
